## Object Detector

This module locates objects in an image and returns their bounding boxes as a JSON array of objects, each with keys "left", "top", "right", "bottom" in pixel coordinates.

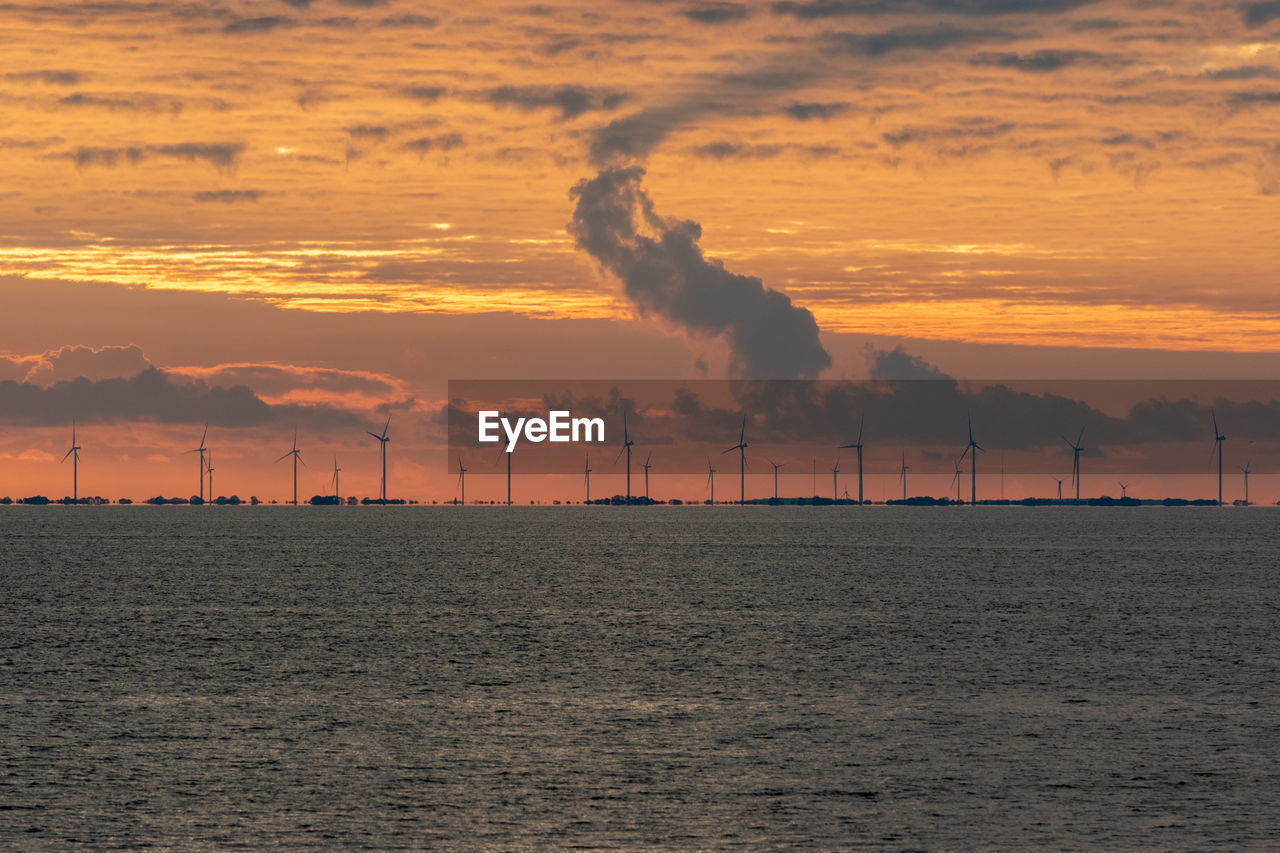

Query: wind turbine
[
  {"left": 275, "top": 429, "right": 304, "bottom": 505},
  {"left": 722, "top": 415, "right": 747, "bottom": 505},
  {"left": 456, "top": 456, "right": 466, "bottom": 506},
  {"left": 206, "top": 453, "right": 215, "bottom": 502},
  {"left": 706, "top": 458, "right": 716, "bottom": 504},
  {"left": 368, "top": 416, "right": 390, "bottom": 502},
  {"left": 584, "top": 453, "right": 592, "bottom": 503},
  {"left": 1240, "top": 460, "right": 1252, "bottom": 505},
  {"left": 958, "top": 415, "right": 981, "bottom": 506},
  {"left": 1118, "top": 481, "right": 1129, "bottom": 499},
  {"left": 641, "top": 452, "right": 652, "bottom": 500},
  {"left": 831, "top": 459, "right": 840, "bottom": 502},
  {"left": 951, "top": 460, "right": 964, "bottom": 503},
  {"left": 839, "top": 415, "right": 865, "bottom": 505},
  {"left": 1212, "top": 409, "right": 1226, "bottom": 506},
  {"left": 1053, "top": 477, "right": 1063, "bottom": 500},
  {"left": 187, "top": 424, "right": 208, "bottom": 503},
  {"left": 898, "top": 448, "right": 909, "bottom": 501},
  {"left": 615, "top": 411, "right": 635, "bottom": 505},
  {"left": 768, "top": 459, "right": 784, "bottom": 500},
  {"left": 62, "top": 420, "right": 82, "bottom": 503},
  {"left": 331, "top": 454, "right": 341, "bottom": 502},
  {"left": 1062, "top": 427, "right": 1085, "bottom": 501}
]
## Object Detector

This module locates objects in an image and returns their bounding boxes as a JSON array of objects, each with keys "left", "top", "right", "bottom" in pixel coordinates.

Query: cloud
[
  {"left": 193, "top": 190, "right": 264, "bottom": 203},
  {"left": 568, "top": 167, "right": 831, "bottom": 379},
  {"left": 400, "top": 85, "right": 447, "bottom": 102},
  {"left": 867, "top": 345, "right": 952, "bottom": 381},
  {"left": 1241, "top": 2, "right": 1280, "bottom": 28},
  {"left": 823, "top": 24, "right": 1016, "bottom": 57},
  {"left": 0, "top": 368, "right": 360, "bottom": 429},
  {"left": 378, "top": 13, "right": 437, "bottom": 27},
  {"left": 484, "top": 85, "right": 631, "bottom": 120},
  {"left": 224, "top": 16, "right": 294, "bottom": 35},
  {"left": 783, "top": 101, "right": 853, "bottom": 120},
  {"left": 4, "top": 70, "right": 84, "bottom": 85},
  {"left": 2, "top": 344, "right": 153, "bottom": 386},
  {"left": 404, "top": 133, "right": 464, "bottom": 153},
  {"left": 881, "top": 120, "right": 1015, "bottom": 147},
  {"left": 66, "top": 142, "right": 243, "bottom": 170},
  {"left": 1201, "top": 65, "right": 1280, "bottom": 80},
  {"left": 58, "top": 92, "right": 185, "bottom": 113},
  {"left": 682, "top": 2, "right": 752, "bottom": 23},
  {"left": 969, "top": 49, "right": 1123, "bottom": 72},
  {"left": 1229, "top": 90, "right": 1280, "bottom": 108},
  {"left": 690, "top": 141, "right": 841, "bottom": 159},
  {"left": 772, "top": 0, "right": 1096, "bottom": 18}
]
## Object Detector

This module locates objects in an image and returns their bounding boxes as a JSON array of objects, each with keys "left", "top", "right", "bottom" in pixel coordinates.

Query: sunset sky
[{"left": 3, "top": 0, "right": 1280, "bottom": 502}]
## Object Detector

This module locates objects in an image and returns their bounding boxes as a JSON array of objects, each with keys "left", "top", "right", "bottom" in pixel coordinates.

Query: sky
[{"left": 2, "top": 0, "right": 1280, "bottom": 503}]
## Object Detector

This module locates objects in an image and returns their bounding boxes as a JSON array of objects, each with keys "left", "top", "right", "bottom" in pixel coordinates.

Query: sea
[{"left": 2, "top": 507, "right": 1277, "bottom": 850}]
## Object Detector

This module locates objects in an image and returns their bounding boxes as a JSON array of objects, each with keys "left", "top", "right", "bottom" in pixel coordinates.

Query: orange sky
[{"left": 2, "top": 0, "right": 1280, "bottom": 501}]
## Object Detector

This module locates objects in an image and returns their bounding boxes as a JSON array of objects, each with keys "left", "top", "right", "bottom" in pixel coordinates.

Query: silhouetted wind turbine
[
  {"left": 1062, "top": 427, "right": 1085, "bottom": 501},
  {"left": 1240, "top": 460, "right": 1252, "bottom": 505},
  {"left": 768, "top": 459, "right": 784, "bottom": 500},
  {"left": 62, "top": 420, "right": 82, "bottom": 503},
  {"left": 958, "top": 415, "right": 982, "bottom": 506},
  {"left": 368, "top": 416, "right": 390, "bottom": 502},
  {"left": 722, "top": 416, "right": 747, "bottom": 505},
  {"left": 706, "top": 458, "right": 716, "bottom": 504},
  {"left": 641, "top": 451, "right": 652, "bottom": 500},
  {"left": 1118, "top": 481, "right": 1129, "bottom": 499},
  {"left": 456, "top": 455, "right": 466, "bottom": 506},
  {"left": 187, "top": 424, "right": 208, "bottom": 503},
  {"left": 275, "top": 429, "right": 305, "bottom": 505},
  {"left": 831, "top": 459, "right": 840, "bottom": 502},
  {"left": 1212, "top": 409, "right": 1226, "bottom": 506},
  {"left": 898, "top": 448, "right": 909, "bottom": 501},
  {"left": 206, "top": 453, "right": 215, "bottom": 502},
  {"left": 616, "top": 411, "right": 635, "bottom": 505},
  {"left": 1053, "top": 477, "right": 1063, "bottom": 500},
  {"left": 951, "top": 460, "right": 964, "bottom": 503},
  {"left": 584, "top": 453, "right": 592, "bottom": 503},
  {"left": 331, "top": 454, "right": 341, "bottom": 501},
  {"left": 839, "top": 415, "right": 865, "bottom": 505}
]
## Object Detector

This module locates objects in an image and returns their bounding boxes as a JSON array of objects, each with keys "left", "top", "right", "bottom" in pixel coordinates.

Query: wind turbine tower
[
  {"left": 839, "top": 415, "right": 865, "bottom": 505},
  {"left": 898, "top": 448, "right": 909, "bottom": 501},
  {"left": 331, "top": 454, "right": 341, "bottom": 501},
  {"left": 706, "top": 458, "right": 716, "bottom": 504},
  {"left": 1240, "top": 460, "right": 1252, "bottom": 505},
  {"left": 456, "top": 456, "right": 466, "bottom": 506},
  {"left": 584, "top": 454, "right": 592, "bottom": 503},
  {"left": 723, "top": 416, "right": 748, "bottom": 505},
  {"left": 187, "top": 424, "right": 208, "bottom": 503},
  {"left": 62, "top": 421, "right": 82, "bottom": 503},
  {"left": 368, "top": 416, "right": 391, "bottom": 502},
  {"left": 206, "top": 453, "right": 215, "bottom": 502},
  {"left": 958, "top": 415, "right": 982, "bottom": 506},
  {"left": 275, "top": 430, "right": 305, "bottom": 505},
  {"left": 831, "top": 459, "right": 840, "bottom": 502},
  {"left": 1063, "top": 427, "right": 1085, "bottom": 501},
  {"left": 641, "top": 452, "right": 652, "bottom": 500},
  {"left": 769, "top": 459, "right": 783, "bottom": 500},
  {"left": 616, "top": 411, "right": 635, "bottom": 505},
  {"left": 1212, "top": 410, "right": 1226, "bottom": 506}
]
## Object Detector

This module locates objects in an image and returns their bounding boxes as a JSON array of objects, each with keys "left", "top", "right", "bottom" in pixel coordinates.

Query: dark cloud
[
  {"left": 484, "top": 85, "right": 631, "bottom": 120},
  {"left": 279, "top": 0, "right": 311, "bottom": 7},
  {"left": 824, "top": 24, "right": 1016, "bottom": 56},
  {"left": 378, "top": 13, "right": 438, "bottom": 27},
  {"left": 1241, "top": 2, "right": 1280, "bottom": 28},
  {"left": 969, "top": 49, "right": 1122, "bottom": 72},
  {"left": 1229, "top": 90, "right": 1280, "bottom": 107},
  {"left": 682, "top": 2, "right": 752, "bottom": 23},
  {"left": 66, "top": 142, "right": 243, "bottom": 170},
  {"left": 691, "top": 141, "right": 840, "bottom": 159},
  {"left": 1201, "top": 66, "right": 1280, "bottom": 80},
  {"left": 772, "top": 0, "right": 1095, "bottom": 18},
  {"left": 336, "top": 0, "right": 386, "bottom": 6},
  {"left": 224, "top": 16, "right": 294, "bottom": 35},
  {"left": 404, "top": 133, "right": 464, "bottom": 153},
  {"left": 58, "top": 92, "right": 185, "bottom": 113},
  {"left": 4, "top": 70, "right": 84, "bottom": 85},
  {"left": 193, "top": 190, "right": 264, "bottom": 203},
  {"left": 867, "top": 346, "right": 952, "bottom": 381},
  {"left": 346, "top": 124, "right": 389, "bottom": 139},
  {"left": 568, "top": 167, "right": 831, "bottom": 379},
  {"left": 882, "top": 120, "right": 1015, "bottom": 147},
  {"left": 783, "top": 101, "right": 852, "bottom": 120},
  {"left": 0, "top": 368, "right": 358, "bottom": 429},
  {"left": 400, "top": 85, "right": 446, "bottom": 102}
]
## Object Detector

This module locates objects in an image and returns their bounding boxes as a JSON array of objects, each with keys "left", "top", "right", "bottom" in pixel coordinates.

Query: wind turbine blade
[
  {"left": 62, "top": 447, "right": 75, "bottom": 462},
  {"left": 739, "top": 416, "right": 746, "bottom": 445},
  {"left": 368, "top": 432, "right": 383, "bottom": 440},
  {"left": 298, "top": 455, "right": 307, "bottom": 468},
  {"left": 1212, "top": 408, "right": 1219, "bottom": 436},
  {"left": 275, "top": 451, "right": 292, "bottom": 463},
  {"left": 382, "top": 415, "right": 391, "bottom": 439},
  {"left": 721, "top": 446, "right": 737, "bottom": 454},
  {"left": 645, "top": 451, "right": 652, "bottom": 466},
  {"left": 857, "top": 414, "right": 864, "bottom": 445},
  {"left": 200, "top": 423, "right": 208, "bottom": 448},
  {"left": 1076, "top": 426, "right": 1085, "bottom": 446}
]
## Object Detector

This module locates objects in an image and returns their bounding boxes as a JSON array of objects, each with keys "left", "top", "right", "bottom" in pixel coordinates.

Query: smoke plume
[{"left": 568, "top": 166, "right": 831, "bottom": 379}]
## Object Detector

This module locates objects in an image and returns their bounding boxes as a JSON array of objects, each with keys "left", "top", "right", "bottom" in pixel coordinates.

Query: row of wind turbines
[{"left": 44, "top": 408, "right": 1254, "bottom": 506}]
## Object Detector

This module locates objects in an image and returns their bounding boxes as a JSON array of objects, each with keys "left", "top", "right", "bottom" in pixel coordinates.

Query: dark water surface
[{"left": 2, "top": 507, "right": 1278, "bottom": 850}]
